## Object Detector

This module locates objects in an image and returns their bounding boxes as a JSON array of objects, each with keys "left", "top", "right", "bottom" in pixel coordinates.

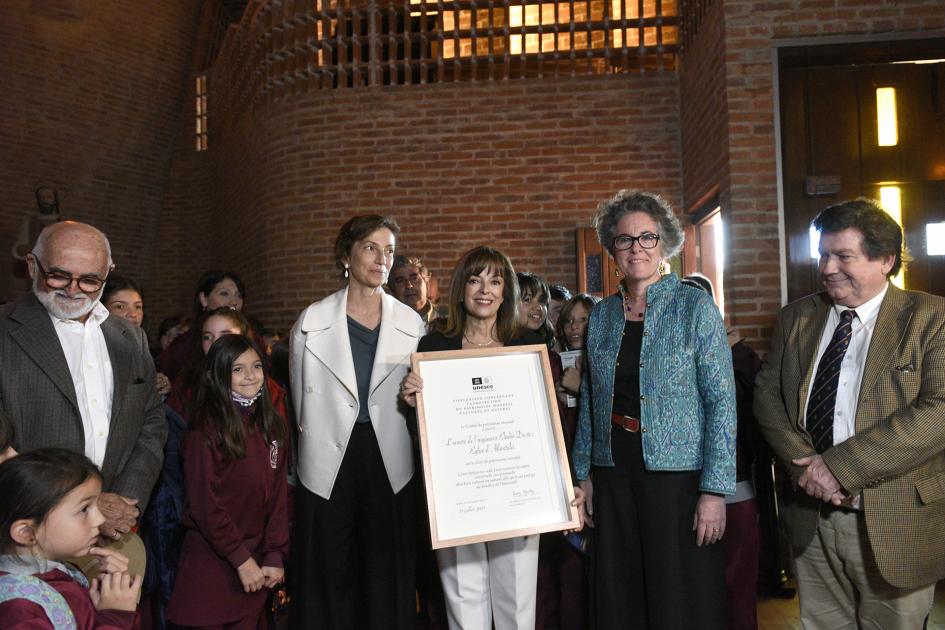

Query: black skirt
[{"left": 289, "top": 422, "right": 417, "bottom": 630}]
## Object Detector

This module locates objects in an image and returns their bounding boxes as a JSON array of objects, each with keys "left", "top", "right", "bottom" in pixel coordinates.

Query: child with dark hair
[
  {"left": 548, "top": 284, "right": 573, "bottom": 328},
  {"left": 0, "top": 448, "right": 141, "bottom": 628},
  {"left": 166, "top": 334, "right": 289, "bottom": 628},
  {"left": 516, "top": 271, "right": 556, "bottom": 349}
]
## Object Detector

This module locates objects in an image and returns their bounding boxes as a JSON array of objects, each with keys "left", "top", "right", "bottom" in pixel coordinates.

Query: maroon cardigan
[
  {"left": 165, "top": 408, "right": 289, "bottom": 626},
  {"left": 0, "top": 568, "right": 135, "bottom": 629}
]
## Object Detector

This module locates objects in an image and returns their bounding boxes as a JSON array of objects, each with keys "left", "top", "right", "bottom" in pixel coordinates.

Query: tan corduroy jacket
[{"left": 755, "top": 285, "right": 945, "bottom": 589}]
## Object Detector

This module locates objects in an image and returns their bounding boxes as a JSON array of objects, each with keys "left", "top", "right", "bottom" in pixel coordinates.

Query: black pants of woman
[
  {"left": 590, "top": 426, "right": 726, "bottom": 629},
  {"left": 289, "top": 422, "right": 417, "bottom": 629}
]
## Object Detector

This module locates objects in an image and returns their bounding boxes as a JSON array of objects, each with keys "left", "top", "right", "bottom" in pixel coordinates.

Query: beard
[{"left": 33, "top": 276, "right": 101, "bottom": 320}]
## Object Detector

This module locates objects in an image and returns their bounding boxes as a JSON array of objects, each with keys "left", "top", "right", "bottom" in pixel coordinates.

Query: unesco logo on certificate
[{"left": 471, "top": 376, "right": 494, "bottom": 391}]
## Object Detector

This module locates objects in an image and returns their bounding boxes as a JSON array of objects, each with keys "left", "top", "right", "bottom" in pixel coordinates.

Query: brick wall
[
  {"left": 10, "top": 1, "right": 934, "bottom": 346},
  {"left": 147, "top": 83, "right": 213, "bottom": 329},
  {"left": 679, "top": 0, "right": 945, "bottom": 351},
  {"left": 151, "top": 74, "right": 683, "bottom": 334},
  {"left": 680, "top": 0, "right": 728, "bottom": 213},
  {"left": 0, "top": 1, "right": 200, "bottom": 305}
]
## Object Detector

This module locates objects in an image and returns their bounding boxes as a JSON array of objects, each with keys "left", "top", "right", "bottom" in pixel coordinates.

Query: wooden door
[
  {"left": 780, "top": 57, "right": 945, "bottom": 301},
  {"left": 576, "top": 227, "right": 620, "bottom": 298}
]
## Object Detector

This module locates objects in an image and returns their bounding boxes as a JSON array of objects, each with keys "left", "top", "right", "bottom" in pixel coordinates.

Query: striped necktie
[{"left": 806, "top": 309, "right": 857, "bottom": 454}]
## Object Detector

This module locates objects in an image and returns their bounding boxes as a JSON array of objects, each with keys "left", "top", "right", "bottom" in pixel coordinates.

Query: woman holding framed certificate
[
  {"left": 572, "top": 190, "right": 737, "bottom": 629},
  {"left": 401, "top": 246, "right": 556, "bottom": 630},
  {"left": 288, "top": 215, "right": 426, "bottom": 629}
]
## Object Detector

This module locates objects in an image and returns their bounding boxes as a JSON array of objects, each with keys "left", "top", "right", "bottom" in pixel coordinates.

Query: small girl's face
[
  {"left": 34, "top": 476, "right": 104, "bottom": 560},
  {"left": 564, "top": 302, "right": 590, "bottom": 350},
  {"left": 202, "top": 315, "right": 242, "bottom": 354},
  {"left": 231, "top": 349, "right": 264, "bottom": 399},
  {"left": 105, "top": 289, "right": 144, "bottom": 327},
  {"left": 520, "top": 290, "right": 548, "bottom": 331}
]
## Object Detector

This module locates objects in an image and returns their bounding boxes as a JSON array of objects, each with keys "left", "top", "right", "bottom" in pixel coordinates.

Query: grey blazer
[
  {"left": 0, "top": 293, "right": 167, "bottom": 508},
  {"left": 289, "top": 287, "right": 425, "bottom": 499}
]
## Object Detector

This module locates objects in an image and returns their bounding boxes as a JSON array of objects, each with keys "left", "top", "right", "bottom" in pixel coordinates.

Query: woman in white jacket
[{"left": 288, "top": 215, "right": 426, "bottom": 629}]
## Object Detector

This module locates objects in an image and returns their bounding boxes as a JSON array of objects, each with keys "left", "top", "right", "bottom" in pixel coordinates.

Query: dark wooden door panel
[{"left": 780, "top": 57, "right": 945, "bottom": 302}]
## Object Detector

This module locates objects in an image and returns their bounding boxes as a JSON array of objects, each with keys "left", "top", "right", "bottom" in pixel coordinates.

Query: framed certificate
[{"left": 412, "top": 344, "right": 580, "bottom": 549}]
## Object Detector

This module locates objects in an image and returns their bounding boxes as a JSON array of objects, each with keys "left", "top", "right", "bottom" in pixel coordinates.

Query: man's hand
[
  {"left": 793, "top": 454, "right": 845, "bottom": 505},
  {"left": 97, "top": 493, "right": 140, "bottom": 540}
]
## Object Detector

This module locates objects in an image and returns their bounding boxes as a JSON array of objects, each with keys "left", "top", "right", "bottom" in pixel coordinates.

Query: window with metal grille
[
  {"left": 223, "top": 0, "right": 679, "bottom": 97},
  {"left": 196, "top": 74, "right": 208, "bottom": 151}
]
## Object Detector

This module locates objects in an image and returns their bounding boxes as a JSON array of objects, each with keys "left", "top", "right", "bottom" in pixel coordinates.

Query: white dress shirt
[
  {"left": 49, "top": 301, "right": 114, "bottom": 467},
  {"left": 804, "top": 284, "right": 888, "bottom": 447}
]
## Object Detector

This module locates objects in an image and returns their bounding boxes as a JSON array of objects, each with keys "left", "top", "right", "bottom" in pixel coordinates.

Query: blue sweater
[{"left": 572, "top": 273, "right": 737, "bottom": 494}]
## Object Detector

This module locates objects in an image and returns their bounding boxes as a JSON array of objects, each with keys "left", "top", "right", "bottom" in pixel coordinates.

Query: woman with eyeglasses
[{"left": 571, "top": 190, "right": 737, "bottom": 628}]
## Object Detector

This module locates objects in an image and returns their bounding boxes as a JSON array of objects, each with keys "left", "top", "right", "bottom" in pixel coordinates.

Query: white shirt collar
[
  {"left": 832, "top": 283, "right": 888, "bottom": 324},
  {"left": 47, "top": 300, "right": 111, "bottom": 329}
]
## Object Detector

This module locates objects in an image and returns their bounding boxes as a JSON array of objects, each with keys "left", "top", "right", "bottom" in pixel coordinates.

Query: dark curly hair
[{"left": 812, "top": 197, "right": 908, "bottom": 278}]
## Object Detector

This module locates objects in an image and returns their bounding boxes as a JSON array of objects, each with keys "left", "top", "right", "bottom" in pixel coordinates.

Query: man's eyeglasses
[
  {"left": 30, "top": 252, "right": 107, "bottom": 294},
  {"left": 612, "top": 232, "right": 661, "bottom": 251}
]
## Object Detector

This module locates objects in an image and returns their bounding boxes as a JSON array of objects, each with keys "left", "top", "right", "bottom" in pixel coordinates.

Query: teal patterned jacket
[{"left": 572, "top": 273, "right": 737, "bottom": 494}]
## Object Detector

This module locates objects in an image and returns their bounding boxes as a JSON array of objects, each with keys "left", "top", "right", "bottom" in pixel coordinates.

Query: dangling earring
[
  {"left": 344, "top": 263, "right": 349, "bottom": 279},
  {"left": 614, "top": 268, "right": 621, "bottom": 277},
  {"left": 658, "top": 259, "right": 669, "bottom": 275}
]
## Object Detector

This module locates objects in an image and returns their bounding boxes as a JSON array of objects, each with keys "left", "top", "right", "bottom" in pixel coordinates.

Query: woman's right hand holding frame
[{"left": 400, "top": 371, "right": 423, "bottom": 407}]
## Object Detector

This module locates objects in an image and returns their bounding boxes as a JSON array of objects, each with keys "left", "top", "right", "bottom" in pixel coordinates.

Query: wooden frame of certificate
[{"left": 412, "top": 344, "right": 580, "bottom": 549}]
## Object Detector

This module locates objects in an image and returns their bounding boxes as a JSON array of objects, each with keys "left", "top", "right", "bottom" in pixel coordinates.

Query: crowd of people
[{"left": 0, "top": 190, "right": 943, "bottom": 630}]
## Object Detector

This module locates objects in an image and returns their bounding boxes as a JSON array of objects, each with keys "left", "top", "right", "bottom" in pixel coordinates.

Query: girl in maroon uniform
[
  {"left": 0, "top": 448, "right": 141, "bottom": 629},
  {"left": 167, "top": 334, "right": 289, "bottom": 629}
]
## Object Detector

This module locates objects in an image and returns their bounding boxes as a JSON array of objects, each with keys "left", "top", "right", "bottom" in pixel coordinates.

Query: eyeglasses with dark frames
[
  {"left": 612, "top": 232, "right": 661, "bottom": 251},
  {"left": 30, "top": 252, "right": 107, "bottom": 294}
]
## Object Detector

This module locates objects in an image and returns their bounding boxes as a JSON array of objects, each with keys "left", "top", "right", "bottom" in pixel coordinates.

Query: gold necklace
[{"left": 463, "top": 332, "right": 496, "bottom": 347}]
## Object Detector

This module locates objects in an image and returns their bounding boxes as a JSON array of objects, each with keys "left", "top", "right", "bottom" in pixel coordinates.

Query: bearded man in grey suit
[
  {"left": 755, "top": 199, "right": 945, "bottom": 629},
  {"left": 0, "top": 221, "right": 166, "bottom": 539}
]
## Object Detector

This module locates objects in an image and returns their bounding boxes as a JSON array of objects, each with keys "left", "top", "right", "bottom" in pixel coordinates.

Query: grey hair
[
  {"left": 592, "top": 190, "right": 684, "bottom": 258},
  {"left": 33, "top": 222, "right": 113, "bottom": 267}
]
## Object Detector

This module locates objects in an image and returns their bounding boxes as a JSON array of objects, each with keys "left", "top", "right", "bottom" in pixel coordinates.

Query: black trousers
[
  {"left": 289, "top": 423, "right": 417, "bottom": 630},
  {"left": 590, "top": 427, "right": 726, "bottom": 630}
]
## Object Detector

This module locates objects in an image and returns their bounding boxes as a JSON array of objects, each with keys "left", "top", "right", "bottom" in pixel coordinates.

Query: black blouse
[{"left": 611, "top": 320, "right": 644, "bottom": 419}]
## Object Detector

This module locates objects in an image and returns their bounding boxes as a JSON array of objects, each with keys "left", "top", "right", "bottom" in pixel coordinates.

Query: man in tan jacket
[{"left": 755, "top": 198, "right": 945, "bottom": 629}]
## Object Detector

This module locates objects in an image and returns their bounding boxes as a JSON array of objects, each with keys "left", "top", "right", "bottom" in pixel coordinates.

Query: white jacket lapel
[
  {"left": 302, "top": 288, "right": 359, "bottom": 400},
  {"left": 368, "top": 294, "right": 418, "bottom": 399}
]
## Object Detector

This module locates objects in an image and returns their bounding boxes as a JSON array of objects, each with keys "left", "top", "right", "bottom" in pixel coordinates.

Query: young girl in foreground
[
  {"left": 166, "top": 334, "right": 289, "bottom": 629},
  {"left": 0, "top": 448, "right": 141, "bottom": 629}
]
